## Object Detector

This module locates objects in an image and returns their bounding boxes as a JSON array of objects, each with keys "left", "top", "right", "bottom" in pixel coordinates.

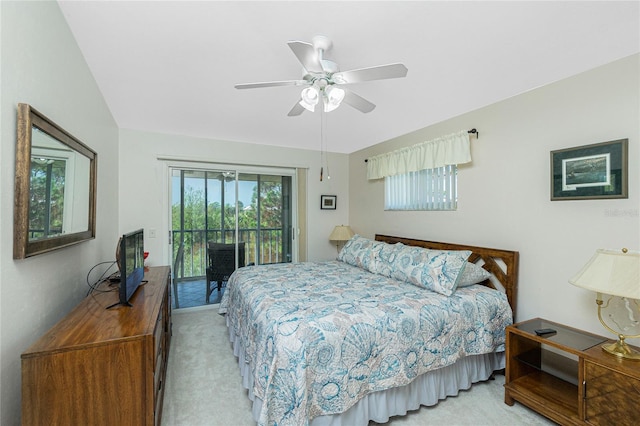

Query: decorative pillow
[
  {"left": 339, "top": 235, "right": 405, "bottom": 278},
  {"left": 369, "top": 241, "right": 403, "bottom": 278},
  {"left": 338, "top": 235, "right": 382, "bottom": 273},
  {"left": 389, "top": 245, "right": 471, "bottom": 296},
  {"left": 457, "top": 262, "right": 492, "bottom": 287}
]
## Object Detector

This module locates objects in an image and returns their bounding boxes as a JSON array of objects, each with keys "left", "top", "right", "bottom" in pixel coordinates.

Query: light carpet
[{"left": 162, "top": 305, "right": 552, "bottom": 426}]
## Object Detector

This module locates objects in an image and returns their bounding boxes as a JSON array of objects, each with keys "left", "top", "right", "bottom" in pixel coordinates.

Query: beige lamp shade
[
  {"left": 569, "top": 248, "right": 640, "bottom": 299},
  {"left": 329, "top": 225, "right": 355, "bottom": 242}
]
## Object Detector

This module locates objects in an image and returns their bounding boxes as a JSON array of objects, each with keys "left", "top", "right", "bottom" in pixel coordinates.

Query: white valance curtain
[{"left": 367, "top": 130, "right": 472, "bottom": 180}]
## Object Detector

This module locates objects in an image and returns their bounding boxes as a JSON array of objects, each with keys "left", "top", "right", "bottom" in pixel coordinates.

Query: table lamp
[
  {"left": 329, "top": 225, "right": 354, "bottom": 253},
  {"left": 569, "top": 248, "right": 640, "bottom": 360}
]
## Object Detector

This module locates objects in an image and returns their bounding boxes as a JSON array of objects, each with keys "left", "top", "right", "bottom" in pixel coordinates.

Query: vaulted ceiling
[{"left": 58, "top": 1, "right": 639, "bottom": 154}]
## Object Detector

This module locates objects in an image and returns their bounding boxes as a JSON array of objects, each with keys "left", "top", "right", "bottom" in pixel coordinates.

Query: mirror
[{"left": 14, "top": 103, "right": 97, "bottom": 259}]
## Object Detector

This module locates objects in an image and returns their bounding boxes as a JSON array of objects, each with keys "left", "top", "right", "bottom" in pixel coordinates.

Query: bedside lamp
[
  {"left": 329, "top": 225, "right": 354, "bottom": 253},
  {"left": 569, "top": 248, "right": 640, "bottom": 361}
]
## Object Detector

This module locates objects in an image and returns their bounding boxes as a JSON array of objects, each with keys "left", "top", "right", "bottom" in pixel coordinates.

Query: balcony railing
[{"left": 172, "top": 228, "right": 287, "bottom": 279}]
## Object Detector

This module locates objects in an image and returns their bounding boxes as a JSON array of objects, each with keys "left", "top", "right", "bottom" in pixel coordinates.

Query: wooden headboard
[{"left": 375, "top": 234, "right": 520, "bottom": 318}]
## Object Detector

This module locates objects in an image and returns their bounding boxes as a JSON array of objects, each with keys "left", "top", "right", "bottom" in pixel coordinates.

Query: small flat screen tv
[{"left": 107, "top": 228, "right": 145, "bottom": 309}]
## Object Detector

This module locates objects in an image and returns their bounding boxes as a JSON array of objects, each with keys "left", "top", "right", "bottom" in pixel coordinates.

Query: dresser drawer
[
  {"left": 153, "top": 311, "right": 164, "bottom": 401},
  {"left": 584, "top": 360, "right": 640, "bottom": 426},
  {"left": 154, "top": 348, "right": 163, "bottom": 399},
  {"left": 154, "top": 308, "right": 164, "bottom": 359}
]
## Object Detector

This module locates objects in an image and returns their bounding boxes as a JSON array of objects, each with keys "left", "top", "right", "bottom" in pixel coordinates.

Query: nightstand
[{"left": 504, "top": 317, "right": 640, "bottom": 426}]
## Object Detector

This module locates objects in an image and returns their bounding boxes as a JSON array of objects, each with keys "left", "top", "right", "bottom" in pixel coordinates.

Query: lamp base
[{"left": 601, "top": 339, "right": 640, "bottom": 361}]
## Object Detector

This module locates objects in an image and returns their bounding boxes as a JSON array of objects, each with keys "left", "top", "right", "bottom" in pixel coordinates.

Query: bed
[{"left": 219, "top": 234, "right": 519, "bottom": 426}]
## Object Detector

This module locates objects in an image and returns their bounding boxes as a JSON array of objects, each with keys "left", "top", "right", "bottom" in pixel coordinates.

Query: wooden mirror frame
[{"left": 14, "top": 103, "right": 97, "bottom": 259}]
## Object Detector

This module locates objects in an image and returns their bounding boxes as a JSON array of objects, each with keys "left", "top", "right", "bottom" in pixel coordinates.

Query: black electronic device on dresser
[{"left": 108, "top": 228, "right": 145, "bottom": 309}]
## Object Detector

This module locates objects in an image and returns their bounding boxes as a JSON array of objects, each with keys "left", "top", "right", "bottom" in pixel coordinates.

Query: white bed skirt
[{"left": 226, "top": 316, "right": 505, "bottom": 426}]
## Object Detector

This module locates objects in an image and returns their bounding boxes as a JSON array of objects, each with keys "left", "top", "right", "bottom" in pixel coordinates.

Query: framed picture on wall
[
  {"left": 321, "top": 195, "right": 337, "bottom": 210},
  {"left": 550, "top": 139, "right": 628, "bottom": 200}
]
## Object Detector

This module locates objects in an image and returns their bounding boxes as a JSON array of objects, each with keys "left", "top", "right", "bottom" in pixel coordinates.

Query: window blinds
[{"left": 385, "top": 165, "right": 458, "bottom": 210}]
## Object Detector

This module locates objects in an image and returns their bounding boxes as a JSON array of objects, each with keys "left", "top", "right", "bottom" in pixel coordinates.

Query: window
[
  {"left": 29, "top": 157, "right": 67, "bottom": 239},
  {"left": 385, "top": 165, "right": 457, "bottom": 211},
  {"left": 170, "top": 167, "right": 296, "bottom": 280}
]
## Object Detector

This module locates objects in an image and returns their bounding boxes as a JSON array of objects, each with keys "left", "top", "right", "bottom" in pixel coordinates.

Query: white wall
[
  {"left": 118, "top": 129, "right": 349, "bottom": 265},
  {"left": 0, "top": 3, "right": 635, "bottom": 423},
  {"left": 349, "top": 54, "right": 640, "bottom": 344},
  {"left": 0, "top": 2, "right": 119, "bottom": 423}
]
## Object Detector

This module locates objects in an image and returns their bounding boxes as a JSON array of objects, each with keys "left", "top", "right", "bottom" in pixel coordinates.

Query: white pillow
[{"left": 457, "top": 262, "right": 491, "bottom": 287}]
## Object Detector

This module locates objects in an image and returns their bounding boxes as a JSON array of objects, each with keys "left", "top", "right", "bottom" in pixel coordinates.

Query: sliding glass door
[
  {"left": 234, "top": 173, "right": 294, "bottom": 265},
  {"left": 170, "top": 167, "right": 295, "bottom": 282}
]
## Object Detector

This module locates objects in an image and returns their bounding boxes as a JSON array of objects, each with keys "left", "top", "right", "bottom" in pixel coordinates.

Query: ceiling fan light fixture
[
  {"left": 300, "top": 86, "right": 319, "bottom": 112},
  {"left": 236, "top": 36, "right": 407, "bottom": 116},
  {"left": 323, "top": 86, "right": 345, "bottom": 112},
  {"left": 323, "top": 99, "right": 339, "bottom": 113},
  {"left": 299, "top": 99, "right": 315, "bottom": 112}
]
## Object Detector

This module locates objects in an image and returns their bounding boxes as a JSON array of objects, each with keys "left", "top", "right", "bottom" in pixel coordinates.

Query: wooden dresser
[{"left": 21, "top": 266, "right": 172, "bottom": 426}]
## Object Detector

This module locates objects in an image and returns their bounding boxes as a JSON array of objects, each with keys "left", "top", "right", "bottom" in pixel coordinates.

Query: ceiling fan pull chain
[
  {"left": 320, "top": 109, "right": 324, "bottom": 181},
  {"left": 324, "top": 111, "right": 330, "bottom": 180},
  {"left": 320, "top": 109, "right": 331, "bottom": 181}
]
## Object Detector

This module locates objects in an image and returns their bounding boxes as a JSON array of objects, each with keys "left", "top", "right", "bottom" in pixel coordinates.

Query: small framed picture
[
  {"left": 321, "top": 195, "right": 337, "bottom": 210},
  {"left": 550, "top": 139, "right": 628, "bottom": 200}
]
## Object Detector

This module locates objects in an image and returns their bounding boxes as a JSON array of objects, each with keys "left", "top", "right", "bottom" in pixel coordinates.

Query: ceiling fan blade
[
  {"left": 342, "top": 89, "right": 376, "bottom": 113},
  {"left": 333, "top": 63, "right": 408, "bottom": 84},
  {"left": 235, "top": 80, "right": 307, "bottom": 90},
  {"left": 287, "top": 101, "right": 306, "bottom": 117},
  {"left": 287, "top": 41, "right": 324, "bottom": 73}
]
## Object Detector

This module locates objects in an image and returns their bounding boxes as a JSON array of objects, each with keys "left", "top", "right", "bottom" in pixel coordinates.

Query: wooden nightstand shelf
[{"left": 504, "top": 318, "right": 640, "bottom": 426}]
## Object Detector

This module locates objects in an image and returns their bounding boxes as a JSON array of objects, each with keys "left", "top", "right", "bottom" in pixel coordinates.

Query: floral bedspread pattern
[{"left": 220, "top": 261, "right": 512, "bottom": 426}]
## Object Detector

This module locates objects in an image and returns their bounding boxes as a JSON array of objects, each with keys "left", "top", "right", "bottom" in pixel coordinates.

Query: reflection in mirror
[
  {"left": 14, "top": 104, "right": 97, "bottom": 259},
  {"left": 30, "top": 128, "right": 90, "bottom": 240}
]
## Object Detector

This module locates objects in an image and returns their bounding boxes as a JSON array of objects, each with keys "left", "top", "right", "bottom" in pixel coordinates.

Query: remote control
[{"left": 534, "top": 328, "right": 556, "bottom": 336}]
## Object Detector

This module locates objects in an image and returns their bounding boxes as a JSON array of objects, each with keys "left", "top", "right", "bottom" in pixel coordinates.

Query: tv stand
[
  {"left": 105, "top": 300, "right": 133, "bottom": 309},
  {"left": 21, "top": 266, "right": 172, "bottom": 425},
  {"left": 105, "top": 279, "right": 149, "bottom": 309}
]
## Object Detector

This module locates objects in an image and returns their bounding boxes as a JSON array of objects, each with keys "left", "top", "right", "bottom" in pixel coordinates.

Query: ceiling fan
[{"left": 234, "top": 35, "right": 408, "bottom": 116}]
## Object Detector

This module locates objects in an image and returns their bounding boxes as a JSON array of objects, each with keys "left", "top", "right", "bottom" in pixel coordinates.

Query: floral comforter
[{"left": 220, "top": 260, "right": 512, "bottom": 426}]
